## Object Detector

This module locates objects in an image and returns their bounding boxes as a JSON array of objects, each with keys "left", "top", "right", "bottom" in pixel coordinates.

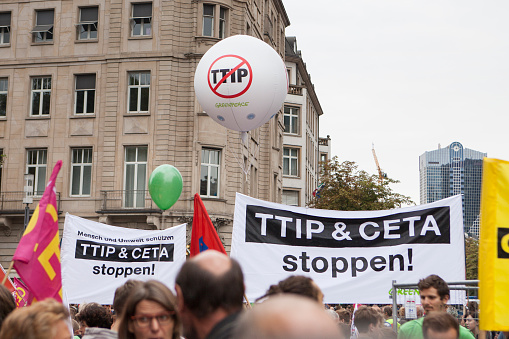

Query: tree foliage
[
  {"left": 309, "top": 157, "right": 413, "bottom": 211},
  {"left": 465, "top": 236, "right": 479, "bottom": 281}
]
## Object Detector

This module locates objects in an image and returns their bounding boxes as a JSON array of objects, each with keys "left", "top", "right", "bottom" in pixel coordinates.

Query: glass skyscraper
[{"left": 419, "top": 141, "right": 486, "bottom": 237}]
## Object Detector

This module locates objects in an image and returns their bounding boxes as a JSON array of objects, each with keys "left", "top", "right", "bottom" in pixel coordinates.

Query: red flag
[
  {"left": 0, "top": 263, "right": 16, "bottom": 293},
  {"left": 13, "top": 160, "right": 62, "bottom": 302},
  {"left": 12, "top": 278, "right": 33, "bottom": 307},
  {"left": 190, "top": 193, "right": 226, "bottom": 257}
]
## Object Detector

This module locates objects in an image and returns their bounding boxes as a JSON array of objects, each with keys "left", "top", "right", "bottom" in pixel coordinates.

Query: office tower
[{"left": 419, "top": 141, "right": 486, "bottom": 237}]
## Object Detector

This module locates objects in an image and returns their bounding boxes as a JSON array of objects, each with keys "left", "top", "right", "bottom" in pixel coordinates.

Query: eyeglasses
[{"left": 130, "top": 311, "right": 174, "bottom": 327}]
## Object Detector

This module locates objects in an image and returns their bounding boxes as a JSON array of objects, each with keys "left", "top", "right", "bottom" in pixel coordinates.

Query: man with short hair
[
  {"left": 422, "top": 312, "right": 459, "bottom": 339},
  {"left": 354, "top": 306, "right": 380, "bottom": 338},
  {"left": 175, "top": 250, "right": 244, "bottom": 339},
  {"left": 383, "top": 305, "right": 400, "bottom": 330},
  {"left": 398, "top": 275, "right": 474, "bottom": 339}
]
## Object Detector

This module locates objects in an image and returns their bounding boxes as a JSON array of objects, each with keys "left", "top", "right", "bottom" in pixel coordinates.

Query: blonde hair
[{"left": 0, "top": 298, "right": 69, "bottom": 339}]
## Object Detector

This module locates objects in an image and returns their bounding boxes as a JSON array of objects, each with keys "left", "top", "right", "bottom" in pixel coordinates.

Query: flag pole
[
  {"left": 1, "top": 261, "right": 14, "bottom": 285},
  {"left": 243, "top": 292, "right": 252, "bottom": 309}
]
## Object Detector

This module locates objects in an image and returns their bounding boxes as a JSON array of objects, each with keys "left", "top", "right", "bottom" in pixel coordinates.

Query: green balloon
[{"left": 149, "top": 165, "right": 183, "bottom": 210}]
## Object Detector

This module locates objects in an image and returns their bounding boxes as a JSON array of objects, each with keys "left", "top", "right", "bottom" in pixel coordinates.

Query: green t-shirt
[{"left": 398, "top": 317, "right": 475, "bottom": 339}]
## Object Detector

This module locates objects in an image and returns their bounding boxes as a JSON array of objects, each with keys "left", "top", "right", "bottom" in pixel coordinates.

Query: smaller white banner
[{"left": 61, "top": 214, "right": 186, "bottom": 304}]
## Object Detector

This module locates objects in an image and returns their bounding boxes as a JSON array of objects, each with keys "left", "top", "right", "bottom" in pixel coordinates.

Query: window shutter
[
  {"left": 133, "top": 3, "right": 152, "bottom": 18},
  {"left": 36, "top": 10, "right": 54, "bottom": 25},
  {"left": 0, "top": 12, "right": 11, "bottom": 26},
  {"left": 80, "top": 7, "right": 98, "bottom": 22},
  {"left": 76, "top": 74, "right": 96, "bottom": 90}
]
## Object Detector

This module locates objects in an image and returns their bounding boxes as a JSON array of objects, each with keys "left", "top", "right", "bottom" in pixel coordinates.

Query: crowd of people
[{"left": 0, "top": 250, "right": 506, "bottom": 339}]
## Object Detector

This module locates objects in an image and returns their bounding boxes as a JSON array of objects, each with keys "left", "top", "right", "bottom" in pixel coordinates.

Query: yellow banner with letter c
[{"left": 479, "top": 157, "right": 509, "bottom": 331}]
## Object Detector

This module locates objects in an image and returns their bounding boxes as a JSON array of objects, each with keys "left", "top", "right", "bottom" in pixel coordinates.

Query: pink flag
[
  {"left": 12, "top": 278, "right": 33, "bottom": 307},
  {"left": 13, "top": 161, "right": 62, "bottom": 302}
]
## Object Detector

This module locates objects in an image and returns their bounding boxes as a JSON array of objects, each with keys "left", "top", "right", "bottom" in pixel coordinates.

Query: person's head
[
  {"left": 422, "top": 312, "right": 459, "bottom": 339},
  {"left": 465, "top": 311, "right": 479, "bottom": 333},
  {"left": 233, "top": 294, "right": 343, "bottom": 339},
  {"left": 114, "top": 280, "right": 143, "bottom": 317},
  {"left": 354, "top": 306, "right": 379, "bottom": 334},
  {"left": 257, "top": 275, "right": 324, "bottom": 304},
  {"left": 417, "top": 305, "right": 425, "bottom": 318},
  {"left": 418, "top": 275, "right": 450, "bottom": 313},
  {"left": 76, "top": 302, "right": 112, "bottom": 330},
  {"left": 382, "top": 306, "right": 392, "bottom": 319},
  {"left": 118, "top": 280, "right": 181, "bottom": 339},
  {"left": 336, "top": 309, "right": 351, "bottom": 324},
  {"left": 176, "top": 250, "right": 244, "bottom": 318},
  {"left": 0, "top": 284, "right": 16, "bottom": 331},
  {"left": 175, "top": 250, "right": 244, "bottom": 339},
  {"left": 72, "top": 319, "right": 80, "bottom": 336},
  {"left": 0, "top": 298, "right": 71, "bottom": 339},
  {"left": 112, "top": 279, "right": 143, "bottom": 330}
]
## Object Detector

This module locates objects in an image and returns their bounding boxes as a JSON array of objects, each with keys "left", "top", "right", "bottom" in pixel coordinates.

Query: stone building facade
[
  {"left": 0, "top": 0, "right": 289, "bottom": 267},
  {"left": 282, "top": 36, "right": 324, "bottom": 207}
]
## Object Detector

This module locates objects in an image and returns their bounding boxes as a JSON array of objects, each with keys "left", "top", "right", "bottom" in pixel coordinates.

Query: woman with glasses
[{"left": 118, "top": 280, "right": 181, "bottom": 339}]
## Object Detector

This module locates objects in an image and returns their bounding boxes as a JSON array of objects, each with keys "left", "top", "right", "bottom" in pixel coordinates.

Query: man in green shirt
[{"left": 398, "top": 275, "right": 474, "bottom": 339}]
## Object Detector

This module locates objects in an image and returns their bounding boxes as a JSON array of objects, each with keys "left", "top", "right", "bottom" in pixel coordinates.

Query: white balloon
[{"left": 194, "top": 35, "right": 288, "bottom": 132}]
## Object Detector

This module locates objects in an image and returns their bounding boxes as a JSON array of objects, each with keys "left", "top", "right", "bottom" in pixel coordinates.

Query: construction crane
[{"left": 372, "top": 143, "right": 387, "bottom": 184}]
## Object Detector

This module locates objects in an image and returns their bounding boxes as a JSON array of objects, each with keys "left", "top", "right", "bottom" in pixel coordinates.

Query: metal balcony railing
[
  {"left": 99, "top": 190, "right": 160, "bottom": 212},
  {"left": 288, "top": 85, "right": 303, "bottom": 95},
  {"left": 319, "top": 137, "right": 329, "bottom": 146},
  {"left": 0, "top": 191, "right": 62, "bottom": 214}
]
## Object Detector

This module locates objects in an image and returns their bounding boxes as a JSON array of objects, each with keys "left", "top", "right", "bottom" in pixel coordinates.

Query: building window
[
  {"left": 128, "top": 72, "right": 150, "bottom": 113},
  {"left": 200, "top": 148, "right": 220, "bottom": 197},
  {"left": 0, "top": 78, "right": 7, "bottom": 116},
  {"left": 124, "top": 146, "right": 147, "bottom": 208},
  {"left": 282, "top": 190, "right": 299, "bottom": 206},
  {"left": 131, "top": 3, "right": 152, "bottom": 37},
  {"left": 284, "top": 106, "right": 299, "bottom": 134},
  {"left": 71, "top": 148, "right": 92, "bottom": 196},
  {"left": 31, "top": 77, "right": 51, "bottom": 116},
  {"left": 283, "top": 147, "right": 299, "bottom": 176},
  {"left": 32, "top": 9, "right": 54, "bottom": 43},
  {"left": 202, "top": 4, "right": 214, "bottom": 37},
  {"left": 219, "top": 7, "right": 226, "bottom": 39},
  {"left": 27, "top": 149, "right": 47, "bottom": 196},
  {"left": 77, "top": 7, "right": 98, "bottom": 40},
  {"left": 0, "top": 12, "right": 11, "bottom": 45},
  {"left": 320, "top": 153, "right": 328, "bottom": 163},
  {"left": 202, "top": 4, "right": 228, "bottom": 39},
  {"left": 75, "top": 74, "right": 96, "bottom": 115}
]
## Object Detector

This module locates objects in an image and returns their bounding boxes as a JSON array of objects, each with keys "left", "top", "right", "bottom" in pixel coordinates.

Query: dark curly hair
[
  {"left": 417, "top": 274, "right": 449, "bottom": 300},
  {"left": 76, "top": 302, "right": 113, "bottom": 329},
  {"left": 256, "top": 275, "right": 322, "bottom": 302}
]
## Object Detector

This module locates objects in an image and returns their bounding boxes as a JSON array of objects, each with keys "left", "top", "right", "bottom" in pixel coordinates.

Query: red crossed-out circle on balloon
[{"left": 207, "top": 54, "right": 253, "bottom": 99}]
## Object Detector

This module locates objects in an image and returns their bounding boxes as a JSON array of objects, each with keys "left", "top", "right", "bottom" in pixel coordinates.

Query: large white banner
[
  {"left": 61, "top": 214, "right": 186, "bottom": 304},
  {"left": 231, "top": 194, "right": 465, "bottom": 304}
]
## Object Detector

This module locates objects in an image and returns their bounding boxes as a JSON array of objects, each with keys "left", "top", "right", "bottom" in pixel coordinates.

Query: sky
[{"left": 283, "top": 0, "right": 509, "bottom": 204}]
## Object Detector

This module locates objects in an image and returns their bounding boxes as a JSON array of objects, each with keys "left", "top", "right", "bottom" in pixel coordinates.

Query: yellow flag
[{"left": 479, "top": 158, "right": 509, "bottom": 331}]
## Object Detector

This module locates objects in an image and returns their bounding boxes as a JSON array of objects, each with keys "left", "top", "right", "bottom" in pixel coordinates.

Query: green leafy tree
[
  {"left": 309, "top": 157, "right": 413, "bottom": 210},
  {"left": 465, "top": 236, "right": 479, "bottom": 281}
]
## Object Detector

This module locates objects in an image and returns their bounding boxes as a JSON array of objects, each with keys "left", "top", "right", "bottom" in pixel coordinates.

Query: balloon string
[{"left": 226, "top": 134, "right": 250, "bottom": 182}]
